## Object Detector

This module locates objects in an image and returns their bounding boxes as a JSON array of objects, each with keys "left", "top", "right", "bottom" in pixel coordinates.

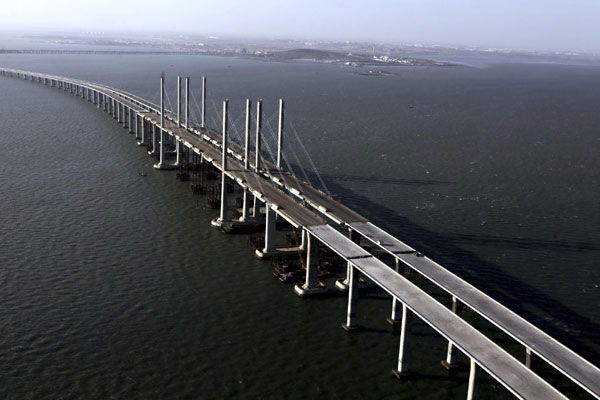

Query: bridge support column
[
  {"left": 336, "top": 228, "right": 362, "bottom": 292},
  {"left": 149, "top": 124, "right": 158, "bottom": 156},
  {"left": 241, "top": 189, "right": 252, "bottom": 221},
  {"left": 135, "top": 114, "right": 140, "bottom": 140},
  {"left": 294, "top": 232, "right": 327, "bottom": 297},
  {"left": 123, "top": 106, "right": 128, "bottom": 128},
  {"left": 117, "top": 103, "right": 122, "bottom": 123},
  {"left": 128, "top": 108, "right": 134, "bottom": 133},
  {"left": 388, "top": 259, "right": 408, "bottom": 326},
  {"left": 258, "top": 204, "right": 276, "bottom": 254},
  {"left": 442, "top": 296, "right": 463, "bottom": 370},
  {"left": 392, "top": 303, "right": 413, "bottom": 379},
  {"left": 175, "top": 139, "right": 181, "bottom": 166},
  {"left": 525, "top": 347, "right": 537, "bottom": 370},
  {"left": 138, "top": 118, "right": 147, "bottom": 146},
  {"left": 342, "top": 265, "right": 360, "bottom": 331},
  {"left": 466, "top": 359, "right": 479, "bottom": 400}
]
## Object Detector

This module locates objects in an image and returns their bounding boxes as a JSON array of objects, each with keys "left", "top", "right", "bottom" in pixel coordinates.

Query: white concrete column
[
  {"left": 277, "top": 99, "right": 284, "bottom": 169},
  {"left": 117, "top": 103, "right": 122, "bottom": 123},
  {"left": 201, "top": 76, "right": 206, "bottom": 128},
  {"left": 175, "top": 79, "right": 181, "bottom": 163},
  {"left": 525, "top": 347, "right": 536, "bottom": 370},
  {"left": 336, "top": 228, "right": 361, "bottom": 292},
  {"left": 177, "top": 75, "right": 181, "bottom": 128},
  {"left": 392, "top": 304, "right": 413, "bottom": 378},
  {"left": 342, "top": 264, "right": 360, "bottom": 331},
  {"left": 294, "top": 232, "right": 327, "bottom": 297},
  {"left": 442, "top": 296, "right": 463, "bottom": 369},
  {"left": 157, "top": 75, "right": 165, "bottom": 167},
  {"left": 129, "top": 108, "right": 134, "bottom": 133},
  {"left": 152, "top": 124, "right": 158, "bottom": 155},
  {"left": 304, "top": 233, "right": 318, "bottom": 288},
  {"left": 253, "top": 99, "right": 263, "bottom": 217},
  {"left": 240, "top": 99, "right": 252, "bottom": 222},
  {"left": 140, "top": 118, "right": 146, "bottom": 144},
  {"left": 218, "top": 99, "right": 229, "bottom": 223},
  {"left": 467, "top": 359, "right": 479, "bottom": 400},
  {"left": 185, "top": 77, "right": 189, "bottom": 129},
  {"left": 135, "top": 114, "right": 140, "bottom": 139},
  {"left": 388, "top": 258, "right": 407, "bottom": 324},
  {"left": 263, "top": 204, "right": 276, "bottom": 253}
]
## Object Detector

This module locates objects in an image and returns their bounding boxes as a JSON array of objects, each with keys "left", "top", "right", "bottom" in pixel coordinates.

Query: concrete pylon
[
  {"left": 154, "top": 75, "right": 167, "bottom": 169},
  {"left": 441, "top": 296, "right": 463, "bottom": 370},
  {"left": 185, "top": 77, "right": 190, "bottom": 130},
  {"left": 201, "top": 76, "right": 206, "bottom": 128},
  {"left": 335, "top": 228, "right": 363, "bottom": 292},
  {"left": 253, "top": 99, "right": 263, "bottom": 218},
  {"left": 467, "top": 359, "right": 479, "bottom": 400},
  {"left": 392, "top": 303, "right": 413, "bottom": 379},
  {"left": 277, "top": 99, "right": 284, "bottom": 169},
  {"left": 387, "top": 259, "right": 408, "bottom": 326},
  {"left": 342, "top": 264, "right": 360, "bottom": 331},
  {"left": 212, "top": 100, "right": 229, "bottom": 228},
  {"left": 240, "top": 99, "right": 252, "bottom": 222},
  {"left": 294, "top": 232, "right": 327, "bottom": 297}
]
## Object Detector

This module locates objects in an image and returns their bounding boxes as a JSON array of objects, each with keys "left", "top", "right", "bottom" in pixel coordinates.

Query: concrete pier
[
  {"left": 392, "top": 304, "right": 413, "bottom": 378},
  {"left": 294, "top": 233, "right": 327, "bottom": 297},
  {"left": 342, "top": 265, "right": 360, "bottom": 331},
  {"left": 441, "top": 296, "right": 463, "bottom": 369},
  {"left": 467, "top": 359, "right": 479, "bottom": 400},
  {"left": 335, "top": 228, "right": 362, "bottom": 292},
  {"left": 387, "top": 259, "right": 407, "bottom": 326}
]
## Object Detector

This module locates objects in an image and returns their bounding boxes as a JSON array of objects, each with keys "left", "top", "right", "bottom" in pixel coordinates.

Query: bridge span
[{"left": 2, "top": 67, "right": 599, "bottom": 400}]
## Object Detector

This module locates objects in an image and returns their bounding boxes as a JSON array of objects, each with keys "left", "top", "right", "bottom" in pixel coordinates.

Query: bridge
[{"left": 2, "top": 67, "right": 599, "bottom": 400}]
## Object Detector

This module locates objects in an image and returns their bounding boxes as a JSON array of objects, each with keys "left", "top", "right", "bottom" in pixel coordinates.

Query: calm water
[{"left": 1, "top": 53, "right": 599, "bottom": 399}]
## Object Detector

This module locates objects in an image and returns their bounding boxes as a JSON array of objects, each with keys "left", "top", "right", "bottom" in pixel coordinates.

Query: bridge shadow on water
[{"left": 316, "top": 174, "right": 600, "bottom": 367}]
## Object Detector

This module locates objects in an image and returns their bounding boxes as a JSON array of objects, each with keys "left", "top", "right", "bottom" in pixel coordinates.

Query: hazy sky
[{"left": 1, "top": 0, "right": 599, "bottom": 52}]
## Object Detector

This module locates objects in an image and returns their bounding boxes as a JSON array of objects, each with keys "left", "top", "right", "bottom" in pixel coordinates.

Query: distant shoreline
[{"left": 0, "top": 48, "right": 460, "bottom": 68}]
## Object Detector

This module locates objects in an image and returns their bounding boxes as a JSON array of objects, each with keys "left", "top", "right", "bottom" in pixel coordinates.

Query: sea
[{"left": 1, "top": 40, "right": 599, "bottom": 399}]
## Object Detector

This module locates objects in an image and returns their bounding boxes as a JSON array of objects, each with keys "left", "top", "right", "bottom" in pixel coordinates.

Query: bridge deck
[
  {"left": 306, "top": 225, "right": 567, "bottom": 400},
  {"left": 348, "top": 221, "right": 600, "bottom": 398},
  {"left": 140, "top": 112, "right": 326, "bottom": 228}
]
